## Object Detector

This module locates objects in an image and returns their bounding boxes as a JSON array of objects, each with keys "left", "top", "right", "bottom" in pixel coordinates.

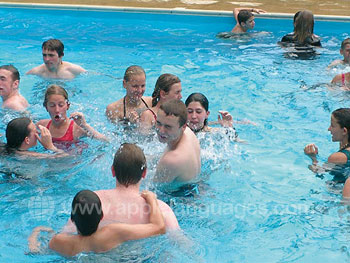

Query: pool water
[{"left": 1, "top": 6, "right": 350, "bottom": 262}]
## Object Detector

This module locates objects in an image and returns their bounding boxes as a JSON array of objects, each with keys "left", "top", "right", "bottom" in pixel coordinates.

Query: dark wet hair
[
  {"left": 0, "top": 64, "right": 20, "bottom": 81},
  {"left": 293, "top": 11, "right": 301, "bottom": 23},
  {"left": 238, "top": 10, "right": 253, "bottom": 25},
  {"left": 293, "top": 10, "right": 314, "bottom": 45},
  {"left": 341, "top": 38, "right": 350, "bottom": 50},
  {"left": 332, "top": 108, "right": 350, "bottom": 142},
  {"left": 42, "top": 39, "right": 64, "bottom": 57},
  {"left": 71, "top": 190, "right": 103, "bottom": 236},
  {"left": 43, "top": 84, "right": 69, "bottom": 108},
  {"left": 152, "top": 74, "right": 181, "bottom": 107},
  {"left": 159, "top": 99, "right": 187, "bottom": 127},
  {"left": 123, "top": 65, "right": 145, "bottom": 82},
  {"left": 185, "top": 93, "right": 209, "bottom": 127},
  {"left": 112, "top": 143, "right": 146, "bottom": 187},
  {"left": 5, "top": 117, "right": 31, "bottom": 151}
]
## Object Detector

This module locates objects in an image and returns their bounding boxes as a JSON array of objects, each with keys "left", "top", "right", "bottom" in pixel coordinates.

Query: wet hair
[
  {"left": 71, "top": 190, "right": 103, "bottom": 236},
  {"left": 152, "top": 73, "right": 181, "bottom": 107},
  {"left": 293, "top": 10, "right": 314, "bottom": 45},
  {"left": 332, "top": 108, "right": 350, "bottom": 142},
  {"left": 185, "top": 93, "right": 209, "bottom": 127},
  {"left": 123, "top": 65, "right": 146, "bottom": 82},
  {"left": 293, "top": 11, "right": 301, "bottom": 24},
  {"left": 159, "top": 99, "right": 187, "bottom": 127},
  {"left": 341, "top": 38, "right": 350, "bottom": 50},
  {"left": 237, "top": 10, "right": 253, "bottom": 25},
  {"left": 0, "top": 64, "right": 20, "bottom": 81},
  {"left": 5, "top": 117, "right": 31, "bottom": 151},
  {"left": 112, "top": 143, "right": 147, "bottom": 187},
  {"left": 42, "top": 39, "right": 64, "bottom": 57},
  {"left": 43, "top": 84, "right": 69, "bottom": 108}
]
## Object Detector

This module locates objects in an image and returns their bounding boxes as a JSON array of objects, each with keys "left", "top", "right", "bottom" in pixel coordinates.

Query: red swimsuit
[{"left": 46, "top": 119, "right": 75, "bottom": 142}]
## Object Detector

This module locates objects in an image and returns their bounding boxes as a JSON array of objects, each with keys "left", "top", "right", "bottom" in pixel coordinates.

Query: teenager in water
[
  {"left": 1, "top": 117, "right": 64, "bottom": 157},
  {"left": 139, "top": 73, "right": 182, "bottom": 131},
  {"left": 106, "top": 65, "right": 152, "bottom": 125},
  {"left": 37, "top": 84, "right": 107, "bottom": 148},
  {"left": 304, "top": 108, "right": 350, "bottom": 198}
]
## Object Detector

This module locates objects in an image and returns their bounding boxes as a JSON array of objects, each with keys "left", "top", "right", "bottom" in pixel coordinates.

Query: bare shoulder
[
  {"left": 26, "top": 64, "right": 45, "bottom": 75},
  {"left": 331, "top": 73, "right": 342, "bottom": 84},
  {"left": 142, "top": 96, "right": 152, "bottom": 107},
  {"left": 328, "top": 151, "right": 348, "bottom": 164},
  {"left": 2, "top": 98, "right": 27, "bottom": 111},
  {"left": 106, "top": 98, "right": 123, "bottom": 112},
  {"left": 63, "top": 61, "right": 86, "bottom": 74}
]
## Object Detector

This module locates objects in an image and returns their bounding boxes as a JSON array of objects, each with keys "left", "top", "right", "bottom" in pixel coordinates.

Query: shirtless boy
[
  {"left": 154, "top": 99, "right": 201, "bottom": 184},
  {"left": 26, "top": 39, "right": 86, "bottom": 79},
  {"left": 29, "top": 190, "right": 165, "bottom": 257},
  {"left": 0, "top": 65, "right": 28, "bottom": 111},
  {"left": 328, "top": 38, "right": 350, "bottom": 68},
  {"left": 231, "top": 7, "right": 266, "bottom": 33}
]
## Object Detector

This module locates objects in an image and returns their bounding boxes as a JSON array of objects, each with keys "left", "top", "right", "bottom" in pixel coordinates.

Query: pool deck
[
  {"left": 1, "top": 1, "right": 350, "bottom": 22},
  {"left": 1, "top": 0, "right": 350, "bottom": 18}
]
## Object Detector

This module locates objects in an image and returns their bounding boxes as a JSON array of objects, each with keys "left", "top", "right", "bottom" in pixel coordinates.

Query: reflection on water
[{"left": 5, "top": 0, "right": 350, "bottom": 16}]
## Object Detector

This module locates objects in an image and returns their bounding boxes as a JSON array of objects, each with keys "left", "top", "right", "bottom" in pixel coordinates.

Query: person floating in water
[
  {"left": 1, "top": 117, "right": 65, "bottom": 157},
  {"left": 0, "top": 65, "right": 28, "bottom": 111},
  {"left": 37, "top": 84, "right": 108, "bottom": 149},
  {"left": 28, "top": 189, "right": 165, "bottom": 257},
  {"left": 106, "top": 65, "right": 152, "bottom": 125},
  {"left": 139, "top": 73, "right": 182, "bottom": 131},
  {"left": 304, "top": 108, "right": 350, "bottom": 195},
  {"left": 231, "top": 7, "right": 267, "bottom": 33},
  {"left": 26, "top": 39, "right": 86, "bottom": 79},
  {"left": 328, "top": 38, "right": 350, "bottom": 68},
  {"left": 154, "top": 99, "right": 201, "bottom": 185}
]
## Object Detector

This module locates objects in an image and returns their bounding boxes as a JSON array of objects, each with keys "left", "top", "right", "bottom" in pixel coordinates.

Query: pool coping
[{"left": 1, "top": 2, "right": 350, "bottom": 22}]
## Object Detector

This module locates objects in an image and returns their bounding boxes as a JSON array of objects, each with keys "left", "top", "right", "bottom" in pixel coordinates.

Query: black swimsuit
[{"left": 121, "top": 96, "right": 150, "bottom": 124}]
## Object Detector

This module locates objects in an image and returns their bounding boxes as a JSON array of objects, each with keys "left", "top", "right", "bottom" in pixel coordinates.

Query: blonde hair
[{"left": 123, "top": 65, "right": 145, "bottom": 82}]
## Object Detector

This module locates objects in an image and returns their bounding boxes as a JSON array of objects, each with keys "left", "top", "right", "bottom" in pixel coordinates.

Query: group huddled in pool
[{"left": 0, "top": 9, "right": 349, "bottom": 257}]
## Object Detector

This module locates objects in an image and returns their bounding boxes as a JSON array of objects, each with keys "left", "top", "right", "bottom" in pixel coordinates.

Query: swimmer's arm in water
[
  {"left": 28, "top": 226, "right": 55, "bottom": 253},
  {"left": 342, "top": 178, "right": 350, "bottom": 198},
  {"left": 327, "top": 59, "right": 343, "bottom": 69},
  {"left": 70, "top": 112, "right": 109, "bottom": 142},
  {"left": 155, "top": 154, "right": 186, "bottom": 183},
  {"left": 331, "top": 73, "right": 343, "bottom": 85},
  {"left": 138, "top": 109, "right": 156, "bottom": 134}
]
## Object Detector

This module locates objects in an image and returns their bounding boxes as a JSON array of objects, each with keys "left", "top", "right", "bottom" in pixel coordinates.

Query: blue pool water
[{"left": 1, "top": 6, "right": 350, "bottom": 262}]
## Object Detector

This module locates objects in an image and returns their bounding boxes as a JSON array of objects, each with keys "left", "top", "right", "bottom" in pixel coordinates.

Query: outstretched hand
[
  {"left": 218, "top": 110, "right": 233, "bottom": 128},
  {"left": 304, "top": 143, "right": 318, "bottom": 156}
]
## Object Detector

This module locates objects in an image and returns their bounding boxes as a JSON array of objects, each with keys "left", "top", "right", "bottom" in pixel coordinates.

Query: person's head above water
[
  {"left": 43, "top": 84, "right": 70, "bottom": 122},
  {"left": 237, "top": 10, "right": 255, "bottom": 30},
  {"left": 156, "top": 99, "right": 188, "bottom": 144},
  {"left": 112, "top": 143, "right": 147, "bottom": 187},
  {"left": 330, "top": 108, "right": 350, "bottom": 143},
  {"left": 340, "top": 38, "right": 350, "bottom": 63},
  {"left": 42, "top": 39, "right": 64, "bottom": 58},
  {"left": 294, "top": 10, "right": 315, "bottom": 44},
  {"left": 5, "top": 117, "right": 37, "bottom": 151},
  {"left": 151, "top": 73, "right": 182, "bottom": 107},
  {"left": 185, "top": 93, "right": 210, "bottom": 132},
  {"left": 123, "top": 65, "right": 146, "bottom": 102},
  {"left": 70, "top": 190, "right": 104, "bottom": 236}
]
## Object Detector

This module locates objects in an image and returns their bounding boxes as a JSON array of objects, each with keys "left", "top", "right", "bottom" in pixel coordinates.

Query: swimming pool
[{"left": 1, "top": 5, "right": 350, "bottom": 262}]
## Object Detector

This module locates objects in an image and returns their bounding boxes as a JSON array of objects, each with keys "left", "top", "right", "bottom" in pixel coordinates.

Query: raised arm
[
  {"left": 28, "top": 226, "right": 55, "bottom": 253},
  {"left": 233, "top": 7, "right": 266, "bottom": 22}
]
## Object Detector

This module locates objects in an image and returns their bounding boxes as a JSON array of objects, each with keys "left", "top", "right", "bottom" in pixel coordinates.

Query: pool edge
[{"left": 0, "top": 2, "right": 350, "bottom": 22}]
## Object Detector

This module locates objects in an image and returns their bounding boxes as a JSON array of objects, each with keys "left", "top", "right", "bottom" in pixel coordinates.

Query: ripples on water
[{"left": 0, "top": 7, "right": 350, "bottom": 262}]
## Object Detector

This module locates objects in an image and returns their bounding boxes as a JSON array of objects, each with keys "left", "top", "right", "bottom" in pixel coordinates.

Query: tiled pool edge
[{"left": 0, "top": 2, "right": 350, "bottom": 22}]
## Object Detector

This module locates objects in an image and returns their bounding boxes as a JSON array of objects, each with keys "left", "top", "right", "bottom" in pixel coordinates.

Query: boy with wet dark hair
[
  {"left": 29, "top": 189, "right": 165, "bottom": 257},
  {"left": 26, "top": 39, "right": 86, "bottom": 79},
  {"left": 231, "top": 7, "right": 266, "bottom": 33}
]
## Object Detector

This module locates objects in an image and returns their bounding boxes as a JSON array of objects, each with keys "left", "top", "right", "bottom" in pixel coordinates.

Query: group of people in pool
[
  {"left": 1, "top": 38, "right": 241, "bottom": 256},
  {"left": 229, "top": 8, "right": 349, "bottom": 86},
  {"left": 1, "top": 10, "right": 349, "bottom": 256}
]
